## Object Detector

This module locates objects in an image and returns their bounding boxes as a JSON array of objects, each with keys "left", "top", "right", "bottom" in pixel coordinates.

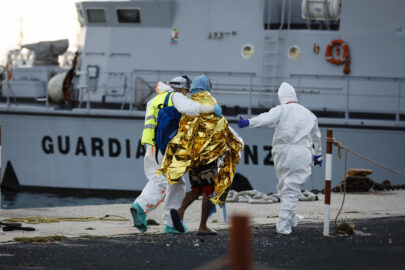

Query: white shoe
[
  {"left": 276, "top": 211, "right": 293, "bottom": 234},
  {"left": 290, "top": 214, "right": 304, "bottom": 227},
  {"left": 276, "top": 219, "right": 292, "bottom": 234}
]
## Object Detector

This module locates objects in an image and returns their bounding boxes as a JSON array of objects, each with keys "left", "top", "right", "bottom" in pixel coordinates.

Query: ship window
[
  {"left": 117, "top": 9, "right": 141, "bottom": 23},
  {"left": 241, "top": 44, "right": 254, "bottom": 59},
  {"left": 87, "top": 9, "right": 106, "bottom": 23}
]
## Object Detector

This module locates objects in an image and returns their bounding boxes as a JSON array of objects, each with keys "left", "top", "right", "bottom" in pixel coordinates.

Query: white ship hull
[{"left": 1, "top": 108, "right": 403, "bottom": 194}]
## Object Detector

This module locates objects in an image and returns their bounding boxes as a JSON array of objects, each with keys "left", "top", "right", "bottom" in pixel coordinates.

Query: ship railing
[
  {"left": 3, "top": 80, "right": 18, "bottom": 106},
  {"left": 131, "top": 69, "right": 257, "bottom": 114},
  {"left": 2, "top": 68, "right": 404, "bottom": 128},
  {"left": 2, "top": 65, "right": 66, "bottom": 108},
  {"left": 128, "top": 70, "right": 405, "bottom": 127},
  {"left": 290, "top": 73, "right": 405, "bottom": 127}
]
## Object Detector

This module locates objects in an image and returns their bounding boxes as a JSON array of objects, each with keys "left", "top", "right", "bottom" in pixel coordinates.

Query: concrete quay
[{"left": 1, "top": 190, "right": 404, "bottom": 243}]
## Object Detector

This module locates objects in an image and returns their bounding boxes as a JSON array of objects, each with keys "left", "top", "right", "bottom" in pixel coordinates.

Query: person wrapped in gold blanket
[{"left": 158, "top": 75, "right": 243, "bottom": 206}]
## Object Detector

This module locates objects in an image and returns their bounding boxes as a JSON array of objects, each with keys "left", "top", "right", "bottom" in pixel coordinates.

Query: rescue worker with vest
[
  {"left": 237, "top": 82, "right": 322, "bottom": 234},
  {"left": 131, "top": 76, "right": 223, "bottom": 234},
  {"left": 158, "top": 74, "right": 243, "bottom": 235}
]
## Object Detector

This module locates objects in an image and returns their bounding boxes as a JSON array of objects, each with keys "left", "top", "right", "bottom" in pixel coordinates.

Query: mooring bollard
[
  {"left": 324, "top": 129, "right": 333, "bottom": 236},
  {"left": 230, "top": 215, "right": 252, "bottom": 270}
]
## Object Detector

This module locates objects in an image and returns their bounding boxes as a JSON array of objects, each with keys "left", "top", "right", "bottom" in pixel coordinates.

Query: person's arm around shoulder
[
  {"left": 237, "top": 106, "right": 282, "bottom": 129},
  {"left": 172, "top": 92, "right": 222, "bottom": 117}
]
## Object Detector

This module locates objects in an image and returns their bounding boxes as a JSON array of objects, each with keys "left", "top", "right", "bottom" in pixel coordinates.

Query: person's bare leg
[
  {"left": 177, "top": 190, "right": 200, "bottom": 220},
  {"left": 198, "top": 195, "right": 213, "bottom": 233}
]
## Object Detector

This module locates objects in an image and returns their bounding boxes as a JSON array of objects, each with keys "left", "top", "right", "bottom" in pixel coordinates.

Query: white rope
[{"left": 224, "top": 189, "right": 318, "bottom": 204}]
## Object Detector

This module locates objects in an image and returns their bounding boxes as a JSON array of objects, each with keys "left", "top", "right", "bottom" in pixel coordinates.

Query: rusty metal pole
[
  {"left": 0, "top": 124, "right": 2, "bottom": 235},
  {"left": 230, "top": 215, "right": 252, "bottom": 270},
  {"left": 324, "top": 129, "right": 333, "bottom": 236},
  {"left": 0, "top": 125, "right": 1, "bottom": 233},
  {"left": 0, "top": 124, "right": 2, "bottom": 210}
]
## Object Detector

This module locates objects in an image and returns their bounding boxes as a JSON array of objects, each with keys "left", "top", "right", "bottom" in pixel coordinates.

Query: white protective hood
[
  {"left": 155, "top": 81, "right": 173, "bottom": 93},
  {"left": 278, "top": 82, "right": 298, "bottom": 104}
]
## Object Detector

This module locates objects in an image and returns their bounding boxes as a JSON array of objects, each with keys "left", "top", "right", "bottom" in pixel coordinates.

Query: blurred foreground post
[
  {"left": 230, "top": 214, "right": 252, "bottom": 270},
  {"left": 0, "top": 125, "right": 2, "bottom": 233},
  {"left": 324, "top": 129, "right": 333, "bottom": 236},
  {"left": 0, "top": 124, "right": 2, "bottom": 210}
]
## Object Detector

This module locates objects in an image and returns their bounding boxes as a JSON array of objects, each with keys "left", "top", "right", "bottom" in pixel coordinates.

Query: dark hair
[{"left": 181, "top": 75, "right": 192, "bottom": 90}]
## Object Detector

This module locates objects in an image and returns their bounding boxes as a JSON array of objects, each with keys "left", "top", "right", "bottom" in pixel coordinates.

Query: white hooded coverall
[
  {"left": 248, "top": 82, "right": 322, "bottom": 234},
  {"left": 135, "top": 91, "right": 211, "bottom": 227}
]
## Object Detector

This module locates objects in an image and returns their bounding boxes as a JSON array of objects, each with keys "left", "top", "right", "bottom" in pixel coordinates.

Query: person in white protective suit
[
  {"left": 131, "top": 76, "right": 223, "bottom": 234},
  {"left": 237, "top": 82, "right": 322, "bottom": 234}
]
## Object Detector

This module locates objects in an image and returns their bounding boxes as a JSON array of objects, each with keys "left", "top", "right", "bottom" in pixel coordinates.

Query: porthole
[
  {"left": 288, "top": 45, "right": 301, "bottom": 59},
  {"left": 241, "top": 44, "right": 254, "bottom": 59}
]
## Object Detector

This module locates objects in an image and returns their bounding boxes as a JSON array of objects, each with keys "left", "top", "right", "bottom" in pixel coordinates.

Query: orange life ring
[{"left": 325, "top": 39, "right": 349, "bottom": 65}]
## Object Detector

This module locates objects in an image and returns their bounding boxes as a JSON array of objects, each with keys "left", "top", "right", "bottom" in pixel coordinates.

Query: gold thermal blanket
[{"left": 158, "top": 92, "right": 243, "bottom": 204}]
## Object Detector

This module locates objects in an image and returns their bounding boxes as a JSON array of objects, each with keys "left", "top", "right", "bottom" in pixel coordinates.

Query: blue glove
[
  {"left": 313, "top": 155, "right": 323, "bottom": 166},
  {"left": 214, "top": 104, "right": 222, "bottom": 117},
  {"left": 237, "top": 116, "right": 249, "bottom": 128}
]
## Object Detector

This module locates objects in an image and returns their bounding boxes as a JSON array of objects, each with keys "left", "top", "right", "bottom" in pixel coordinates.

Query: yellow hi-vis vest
[{"left": 141, "top": 91, "right": 174, "bottom": 146}]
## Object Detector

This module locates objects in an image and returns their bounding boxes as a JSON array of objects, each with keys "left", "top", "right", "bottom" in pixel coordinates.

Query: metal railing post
[
  {"left": 129, "top": 72, "right": 134, "bottom": 111},
  {"left": 396, "top": 80, "right": 402, "bottom": 123},
  {"left": 324, "top": 129, "right": 333, "bottom": 236},
  {"left": 345, "top": 77, "right": 350, "bottom": 123},
  {"left": 45, "top": 81, "right": 49, "bottom": 108},
  {"left": 86, "top": 87, "right": 91, "bottom": 111},
  {"left": 6, "top": 80, "right": 10, "bottom": 107}
]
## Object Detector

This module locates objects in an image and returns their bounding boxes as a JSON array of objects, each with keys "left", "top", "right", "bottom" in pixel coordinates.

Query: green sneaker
[
  {"left": 164, "top": 223, "right": 189, "bottom": 234},
  {"left": 130, "top": 203, "right": 147, "bottom": 233}
]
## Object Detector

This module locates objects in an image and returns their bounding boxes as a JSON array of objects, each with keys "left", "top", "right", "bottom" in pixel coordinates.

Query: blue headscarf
[{"left": 189, "top": 74, "right": 211, "bottom": 95}]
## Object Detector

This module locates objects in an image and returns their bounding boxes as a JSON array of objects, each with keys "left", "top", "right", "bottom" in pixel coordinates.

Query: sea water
[{"left": 0, "top": 190, "right": 136, "bottom": 209}]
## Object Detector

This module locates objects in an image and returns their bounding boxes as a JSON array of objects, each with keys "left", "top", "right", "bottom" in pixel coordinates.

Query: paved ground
[
  {"left": 1, "top": 190, "right": 405, "bottom": 243},
  {"left": 0, "top": 216, "right": 404, "bottom": 270},
  {"left": 0, "top": 190, "right": 404, "bottom": 269}
]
